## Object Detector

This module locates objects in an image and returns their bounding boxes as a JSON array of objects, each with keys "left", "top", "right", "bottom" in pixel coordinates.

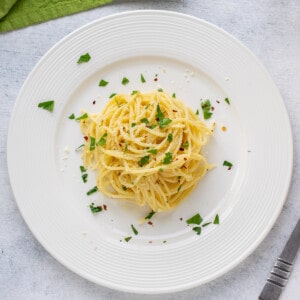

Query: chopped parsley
[
  {"left": 124, "top": 236, "right": 132, "bottom": 242},
  {"left": 97, "top": 133, "right": 107, "bottom": 147},
  {"left": 149, "top": 124, "right": 157, "bottom": 129},
  {"left": 195, "top": 109, "right": 199, "bottom": 115},
  {"left": 213, "top": 214, "right": 220, "bottom": 224},
  {"left": 177, "top": 184, "right": 182, "bottom": 192},
  {"left": 77, "top": 53, "right": 91, "bottom": 64},
  {"left": 76, "top": 113, "right": 88, "bottom": 120},
  {"left": 109, "top": 93, "right": 117, "bottom": 98},
  {"left": 80, "top": 166, "right": 86, "bottom": 173},
  {"left": 140, "top": 118, "right": 149, "bottom": 124},
  {"left": 157, "top": 88, "right": 163, "bottom": 92},
  {"left": 139, "top": 155, "right": 150, "bottom": 166},
  {"left": 223, "top": 160, "right": 233, "bottom": 168},
  {"left": 225, "top": 97, "right": 230, "bottom": 105},
  {"left": 75, "top": 144, "right": 84, "bottom": 151},
  {"left": 99, "top": 79, "right": 109, "bottom": 87},
  {"left": 131, "top": 224, "right": 138, "bottom": 235},
  {"left": 182, "top": 141, "right": 189, "bottom": 149},
  {"left": 167, "top": 133, "right": 173, "bottom": 142},
  {"left": 82, "top": 173, "right": 88, "bottom": 183},
  {"left": 201, "top": 100, "right": 213, "bottom": 120},
  {"left": 147, "top": 149, "right": 158, "bottom": 155},
  {"left": 121, "top": 77, "right": 129, "bottom": 85},
  {"left": 186, "top": 213, "right": 203, "bottom": 225},
  {"left": 159, "top": 168, "right": 163, "bottom": 172},
  {"left": 145, "top": 104, "right": 150, "bottom": 109},
  {"left": 89, "top": 203, "right": 102, "bottom": 213},
  {"left": 162, "top": 152, "right": 172, "bottom": 164},
  {"left": 141, "top": 74, "right": 146, "bottom": 83},
  {"left": 193, "top": 227, "right": 201, "bottom": 235},
  {"left": 68, "top": 113, "right": 75, "bottom": 119},
  {"left": 156, "top": 104, "right": 164, "bottom": 120},
  {"left": 202, "top": 222, "right": 212, "bottom": 227},
  {"left": 131, "top": 123, "right": 136, "bottom": 127},
  {"left": 89, "top": 137, "right": 96, "bottom": 151},
  {"left": 156, "top": 104, "right": 172, "bottom": 128},
  {"left": 159, "top": 118, "right": 172, "bottom": 128},
  {"left": 145, "top": 210, "right": 155, "bottom": 220},
  {"left": 124, "top": 143, "right": 128, "bottom": 153},
  {"left": 122, "top": 185, "right": 127, "bottom": 191},
  {"left": 172, "top": 93, "right": 176, "bottom": 98},
  {"left": 131, "top": 90, "right": 138, "bottom": 95},
  {"left": 37, "top": 100, "right": 54, "bottom": 112},
  {"left": 87, "top": 186, "right": 98, "bottom": 195}
]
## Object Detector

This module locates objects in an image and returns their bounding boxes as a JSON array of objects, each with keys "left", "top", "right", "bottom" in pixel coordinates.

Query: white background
[{"left": 0, "top": 1, "right": 299, "bottom": 299}]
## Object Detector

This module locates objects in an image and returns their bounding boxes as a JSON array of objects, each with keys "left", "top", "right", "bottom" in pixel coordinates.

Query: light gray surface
[{"left": 1, "top": 0, "right": 300, "bottom": 299}]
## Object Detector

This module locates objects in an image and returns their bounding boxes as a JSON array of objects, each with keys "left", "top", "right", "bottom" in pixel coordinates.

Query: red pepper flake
[
  {"left": 172, "top": 109, "right": 178, "bottom": 112},
  {"left": 216, "top": 100, "right": 220, "bottom": 104},
  {"left": 228, "top": 166, "right": 232, "bottom": 170},
  {"left": 154, "top": 78, "right": 158, "bottom": 82},
  {"left": 92, "top": 100, "right": 96, "bottom": 105},
  {"left": 103, "top": 204, "right": 107, "bottom": 211},
  {"left": 180, "top": 147, "right": 184, "bottom": 151},
  {"left": 180, "top": 217, "right": 183, "bottom": 221},
  {"left": 148, "top": 221, "right": 153, "bottom": 225},
  {"left": 211, "top": 106, "right": 215, "bottom": 111},
  {"left": 84, "top": 136, "right": 88, "bottom": 141}
]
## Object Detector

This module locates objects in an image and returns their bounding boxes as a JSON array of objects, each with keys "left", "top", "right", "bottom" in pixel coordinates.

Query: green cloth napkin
[{"left": 0, "top": 0, "right": 113, "bottom": 33}]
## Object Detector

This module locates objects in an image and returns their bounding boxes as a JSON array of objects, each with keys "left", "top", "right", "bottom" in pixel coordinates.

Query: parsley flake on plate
[
  {"left": 77, "top": 53, "right": 91, "bottom": 64},
  {"left": 99, "top": 79, "right": 109, "bottom": 87},
  {"left": 213, "top": 214, "right": 220, "bottom": 224},
  {"left": 141, "top": 74, "right": 146, "bottom": 83},
  {"left": 82, "top": 173, "right": 88, "bottom": 183},
  {"left": 38, "top": 100, "right": 54, "bottom": 112},
  {"left": 76, "top": 113, "right": 88, "bottom": 120},
  {"left": 131, "top": 224, "right": 138, "bottom": 235},
  {"left": 89, "top": 203, "right": 102, "bottom": 213},
  {"left": 145, "top": 210, "right": 155, "bottom": 220},
  {"left": 201, "top": 100, "right": 213, "bottom": 120},
  {"left": 75, "top": 144, "right": 84, "bottom": 151},
  {"left": 225, "top": 97, "right": 230, "bottom": 105},
  {"left": 87, "top": 186, "right": 98, "bottom": 195},
  {"left": 122, "top": 77, "right": 129, "bottom": 85},
  {"left": 223, "top": 160, "right": 233, "bottom": 168},
  {"left": 193, "top": 227, "right": 202, "bottom": 235},
  {"left": 186, "top": 213, "right": 203, "bottom": 225}
]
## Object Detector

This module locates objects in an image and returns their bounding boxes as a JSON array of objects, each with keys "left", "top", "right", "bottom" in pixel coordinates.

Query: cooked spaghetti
[{"left": 79, "top": 91, "right": 213, "bottom": 212}]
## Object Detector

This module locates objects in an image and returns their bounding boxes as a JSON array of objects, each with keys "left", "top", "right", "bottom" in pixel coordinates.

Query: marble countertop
[{"left": 1, "top": 1, "right": 299, "bottom": 299}]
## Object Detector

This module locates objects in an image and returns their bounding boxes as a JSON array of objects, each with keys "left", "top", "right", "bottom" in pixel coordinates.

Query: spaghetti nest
[{"left": 80, "top": 91, "right": 213, "bottom": 212}]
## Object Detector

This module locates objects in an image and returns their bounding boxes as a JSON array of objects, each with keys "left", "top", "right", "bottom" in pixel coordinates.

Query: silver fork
[{"left": 259, "top": 219, "right": 300, "bottom": 300}]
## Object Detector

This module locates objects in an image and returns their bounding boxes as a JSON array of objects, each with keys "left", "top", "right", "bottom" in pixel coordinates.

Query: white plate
[{"left": 7, "top": 11, "right": 293, "bottom": 294}]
